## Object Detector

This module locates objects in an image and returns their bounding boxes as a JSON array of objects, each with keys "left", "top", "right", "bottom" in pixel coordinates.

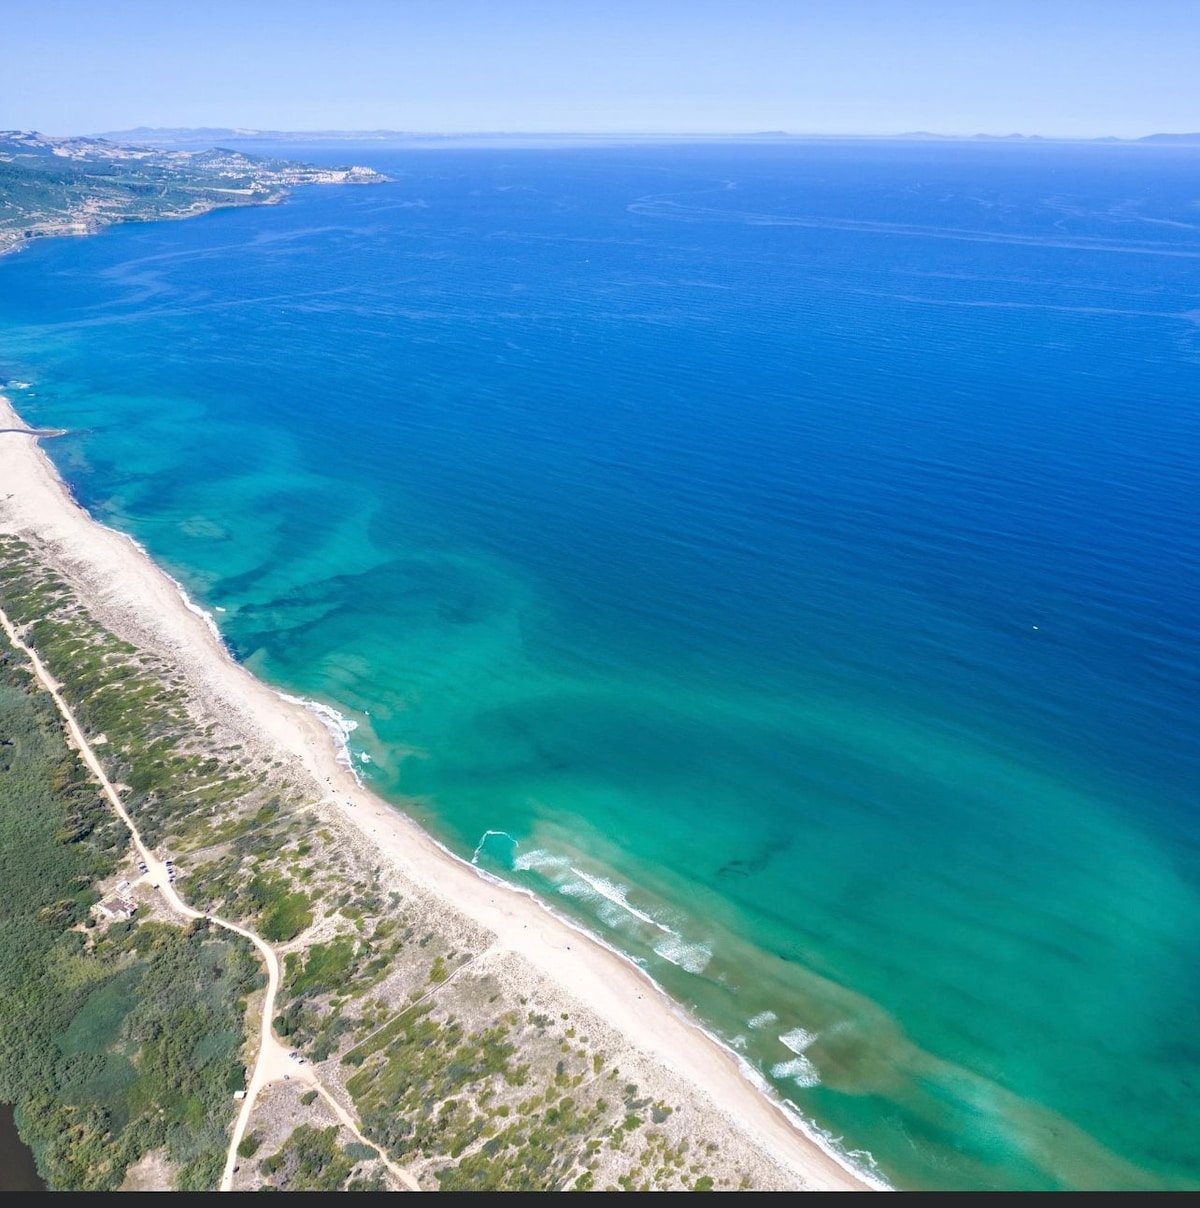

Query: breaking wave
[{"left": 770, "top": 1055, "right": 821, "bottom": 1088}]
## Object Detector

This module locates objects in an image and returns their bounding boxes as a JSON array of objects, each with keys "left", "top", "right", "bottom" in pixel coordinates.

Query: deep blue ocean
[{"left": 2, "top": 139, "right": 1198, "bottom": 1189}]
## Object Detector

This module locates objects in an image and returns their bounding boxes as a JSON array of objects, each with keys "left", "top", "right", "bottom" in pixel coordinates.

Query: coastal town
[{"left": 0, "top": 130, "right": 387, "bottom": 257}]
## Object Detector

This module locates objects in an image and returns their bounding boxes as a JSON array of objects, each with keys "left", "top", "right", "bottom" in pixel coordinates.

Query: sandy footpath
[{"left": 0, "top": 393, "right": 875, "bottom": 1191}]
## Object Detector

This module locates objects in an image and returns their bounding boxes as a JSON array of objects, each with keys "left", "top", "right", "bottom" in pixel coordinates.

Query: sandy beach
[{"left": 0, "top": 392, "right": 875, "bottom": 1191}]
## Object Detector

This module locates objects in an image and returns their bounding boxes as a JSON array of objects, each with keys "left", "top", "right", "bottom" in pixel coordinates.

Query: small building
[{"left": 97, "top": 896, "right": 138, "bottom": 920}]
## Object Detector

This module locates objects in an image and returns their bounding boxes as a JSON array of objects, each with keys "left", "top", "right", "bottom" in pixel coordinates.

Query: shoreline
[
  {"left": 0, "top": 196, "right": 287, "bottom": 261},
  {"left": 0, "top": 393, "right": 879, "bottom": 1191}
]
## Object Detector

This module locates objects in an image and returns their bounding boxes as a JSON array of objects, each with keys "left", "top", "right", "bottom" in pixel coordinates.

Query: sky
[{"left": 5, "top": 0, "right": 1200, "bottom": 138}]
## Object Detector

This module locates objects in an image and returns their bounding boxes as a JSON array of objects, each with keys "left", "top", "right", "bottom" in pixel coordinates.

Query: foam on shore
[
  {"left": 462, "top": 834, "right": 887, "bottom": 1186},
  {"left": 275, "top": 690, "right": 365, "bottom": 785}
]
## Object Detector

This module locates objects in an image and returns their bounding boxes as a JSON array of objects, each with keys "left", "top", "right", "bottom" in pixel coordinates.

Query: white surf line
[
  {"left": 0, "top": 605, "right": 417, "bottom": 1193},
  {"left": 567, "top": 866, "right": 675, "bottom": 933},
  {"left": 470, "top": 828, "right": 519, "bottom": 864}
]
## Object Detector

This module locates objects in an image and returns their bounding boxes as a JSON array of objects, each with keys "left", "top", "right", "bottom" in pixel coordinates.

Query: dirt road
[{"left": 0, "top": 605, "right": 417, "bottom": 1192}]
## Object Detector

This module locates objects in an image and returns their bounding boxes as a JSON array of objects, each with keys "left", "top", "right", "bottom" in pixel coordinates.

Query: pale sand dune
[{"left": 0, "top": 394, "right": 875, "bottom": 1191}]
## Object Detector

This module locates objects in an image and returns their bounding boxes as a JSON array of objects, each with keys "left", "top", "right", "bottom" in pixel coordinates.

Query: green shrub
[{"left": 260, "top": 891, "right": 313, "bottom": 942}]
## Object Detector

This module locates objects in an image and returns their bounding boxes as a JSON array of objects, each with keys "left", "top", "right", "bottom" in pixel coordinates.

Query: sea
[{"left": 1, "top": 138, "right": 1198, "bottom": 1190}]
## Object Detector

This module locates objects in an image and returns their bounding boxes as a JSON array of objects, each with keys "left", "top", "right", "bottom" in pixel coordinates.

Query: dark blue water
[{"left": 2, "top": 140, "right": 1198, "bottom": 1189}]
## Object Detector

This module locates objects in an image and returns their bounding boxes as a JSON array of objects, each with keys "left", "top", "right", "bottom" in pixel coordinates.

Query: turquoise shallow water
[{"left": 2, "top": 140, "right": 1199, "bottom": 1188}]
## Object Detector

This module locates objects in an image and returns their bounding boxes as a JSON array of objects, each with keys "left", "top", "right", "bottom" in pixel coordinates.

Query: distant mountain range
[
  {"left": 898, "top": 131, "right": 1200, "bottom": 144},
  {"left": 1127, "top": 132, "right": 1200, "bottom": 143},
  {"left": 94, "top": 126, "right": 1200, "bottom": 147}
]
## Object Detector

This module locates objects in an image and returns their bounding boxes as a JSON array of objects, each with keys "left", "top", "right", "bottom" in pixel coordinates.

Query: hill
[{"left": 0, "top": 130, "right": 388, "bottom": 256}]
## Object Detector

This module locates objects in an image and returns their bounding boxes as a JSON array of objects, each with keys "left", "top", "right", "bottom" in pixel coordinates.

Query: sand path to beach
[
  {"left": 0, "top": 599, "right": 419, "bottom": 1192},
  {"left": 1, "top": 414, "right": 423, "bottom": 1188}
]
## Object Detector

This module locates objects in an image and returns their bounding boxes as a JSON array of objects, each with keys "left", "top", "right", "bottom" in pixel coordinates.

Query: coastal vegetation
[
  {"left": 0, "top": 531, "right": 789, "bottom": 1190},
  {"left": 258, "top": 1125, "right": 385, "bottom": 1191},
  {"left": 331, "top": 967, "right": 718, "bottom": 1192},
  {"left": 0, "top": 621, "right": 259, "bottom": 1189}
]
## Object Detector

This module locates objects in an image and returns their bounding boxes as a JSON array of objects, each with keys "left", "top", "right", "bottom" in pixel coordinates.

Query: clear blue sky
[{"left": 5, "top": 0, "right": 1199, "bottom": 138}]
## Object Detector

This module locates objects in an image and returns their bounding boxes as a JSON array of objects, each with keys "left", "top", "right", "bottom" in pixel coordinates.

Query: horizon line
[{"left": 76, "top": 126, "right": 1200, "bottom": 144}]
